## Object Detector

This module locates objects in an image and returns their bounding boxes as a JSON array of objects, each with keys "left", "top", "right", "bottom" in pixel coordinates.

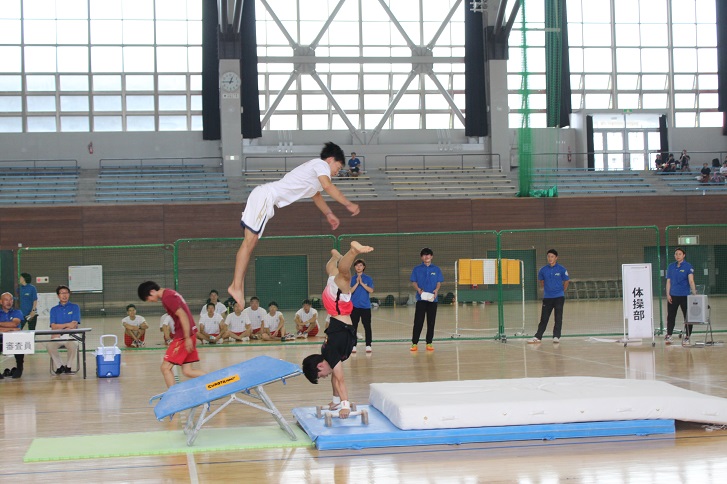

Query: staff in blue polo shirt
[
  {"left": 665, "top": 247, "right": 697, "bottom": 344},
  {"left": 350, "top": 258, "right": 374, "bottom": 354},
  {"left": 18, "top": 272, "right": 38, "bottom": 330},
  {"left": 0, "top": 292, "right": 25, "bottom": 379},
  {"left": 410, "top": 247, "right": 444, "bottom": 352},
  {"left": 48, "top": 285, "right": 81, "bottom": 375},
  {"left": 529, "top": 249, "right": 570, "bottom": 344}
]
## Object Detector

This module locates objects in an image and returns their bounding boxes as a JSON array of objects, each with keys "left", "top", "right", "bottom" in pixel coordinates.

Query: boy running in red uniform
[{"left": 138, "top": 281, "right": 205, "bottom": 387}]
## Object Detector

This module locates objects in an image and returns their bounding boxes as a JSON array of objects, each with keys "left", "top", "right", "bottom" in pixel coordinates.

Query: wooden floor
[{"left": 2, "top": 315, "right": 727, "bottom": 483}]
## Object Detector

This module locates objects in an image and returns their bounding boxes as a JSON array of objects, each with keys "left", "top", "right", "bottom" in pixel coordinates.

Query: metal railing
[
  {"left": 383, "top": 153, "right": 501, "bottom": 171},
  {"left": 99, "top": 157, "right": 222, "bottom": 169},
  {"left": 243, "top": 155, "right": 366, "bottom": 174}
]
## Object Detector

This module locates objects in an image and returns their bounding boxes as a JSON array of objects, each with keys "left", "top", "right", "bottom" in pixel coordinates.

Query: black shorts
[{"left": 321, "top": 317, "right": 356, "bottom": 369}]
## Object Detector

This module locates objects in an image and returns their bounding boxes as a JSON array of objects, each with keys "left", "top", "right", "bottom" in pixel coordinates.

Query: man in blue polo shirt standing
[
  {"left": 529, "top": 249, "right": 570, "bottom": 344},
  {"left": 0, "top": 292, "right": 25, "bottom": 379},
  {"left": 48, "top": 285, "right": 81, "bottom": 375},
  {"left": 410, "top": 247, "right": 444, "bottom": 352},
  {"left": 665, "top": 247, "right": 697, "bottom": 344}
]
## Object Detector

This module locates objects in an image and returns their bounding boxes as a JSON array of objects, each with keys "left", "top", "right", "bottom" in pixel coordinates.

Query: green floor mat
[{"left": 24, "top": 425, "right": 312, "bottom": 462}]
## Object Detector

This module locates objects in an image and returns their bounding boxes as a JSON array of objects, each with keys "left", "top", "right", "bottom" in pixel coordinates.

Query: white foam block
[{"left": 369, "top": 377, "right": 727, "bottom": 430}]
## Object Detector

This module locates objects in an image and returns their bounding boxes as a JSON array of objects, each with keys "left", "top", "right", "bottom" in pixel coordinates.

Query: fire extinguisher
[
  {"left": 567, "top": 145, "right": 572, "bottom": 163},
  {"left": 88, "top": 142, "right": 94, "bottom": 154}
]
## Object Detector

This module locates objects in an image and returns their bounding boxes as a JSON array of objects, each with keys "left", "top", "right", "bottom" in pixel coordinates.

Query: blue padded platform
[{"left": 292, "top": 405, "right": 675, "bottom": 451}]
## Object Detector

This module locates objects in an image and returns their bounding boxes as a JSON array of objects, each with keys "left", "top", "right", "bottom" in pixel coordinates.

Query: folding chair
[{"left": 48, "top": 341, "right": 81, "bottom": 375}]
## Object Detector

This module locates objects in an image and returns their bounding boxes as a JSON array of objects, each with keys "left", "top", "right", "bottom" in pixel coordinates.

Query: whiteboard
[
  {"left": 68, "top": 265, "right": 103, "bottom": 293},
  {"left": 622, "top": 264, "right": 653, "bottom": 339}
]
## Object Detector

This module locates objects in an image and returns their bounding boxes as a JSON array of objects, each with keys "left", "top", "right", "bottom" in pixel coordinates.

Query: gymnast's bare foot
[
  {"left": 350, "top": 241, "right": 374, "bottom": 254},
  {"left": 330, "top": 248, "right": 342, "bottom": 258},
  {"left": 227, "top": 285, "right": 244, "bottom": 307}
]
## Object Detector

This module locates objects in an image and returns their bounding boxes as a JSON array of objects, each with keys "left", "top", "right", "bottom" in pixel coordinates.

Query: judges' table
[{"left": 30, "top": 328, "right": 93, "bottom": 379}]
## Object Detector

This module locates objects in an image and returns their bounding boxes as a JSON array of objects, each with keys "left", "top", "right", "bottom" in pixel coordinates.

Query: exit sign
[{"left": 678, "top": 235, "right": 699, "bottom": 245}]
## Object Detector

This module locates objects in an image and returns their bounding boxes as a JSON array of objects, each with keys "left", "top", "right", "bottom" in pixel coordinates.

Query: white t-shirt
[
  {"left": 263, "top": 312, "right": 284, "bottom": 333},
  {"left": 226, "top": 312, "right": 249, "bottom": 333},
  {"left": 201, "top": 302, "right": 227, "bottom": 316},
  {"left": 295, "top": 307, "right": 318, "bottom": 325},
  {"left": 160, "top": 314, "right": 175, "bottom": 334},
  {"left": 199, "top": 313, "right": 223, "bottom": 334},
  {"left": 721, "top": 166, "right": 727, "bottom": 175},
  {"left": 122, "top": 315, "right": 146, "bottom": 328},
  {"left": 269, "top": 158, "right": 331, "bottom": 208},
  {"left": 243, "top": 307, "right": 267, "bottom": 331}
]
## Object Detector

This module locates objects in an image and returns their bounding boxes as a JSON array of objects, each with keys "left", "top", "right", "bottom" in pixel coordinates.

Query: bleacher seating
[
  {"left": 656, "top": 171, "right": 727, "bottom": 194},
  {"left": 95, "top": 162, "right": 230, "bottom": 203},
  {"left": 244, "top": 170, "right": 379, "bottom": 200},
  {"left": 533, "top": 169, "right": 656, "bottom": 195},
  {"left": 0, "top": 163, "right": 79, "bottom": 205},
  {"left": 384, "top": 167, "right": 516, "bottom": 198}
]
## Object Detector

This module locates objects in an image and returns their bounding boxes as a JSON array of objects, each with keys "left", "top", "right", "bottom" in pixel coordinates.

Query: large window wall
[
  {"left": 509, "top": 0, "right": 719, "bottom": 128},
  {"left": 0, "top": 0, "right": 202, "bottom": 133},
  {"left": 255, "top": 0, "right": 466, "bottom": 132}
]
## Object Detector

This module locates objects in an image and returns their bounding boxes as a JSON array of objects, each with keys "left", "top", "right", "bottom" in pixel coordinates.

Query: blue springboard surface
[
  {"left": 152, "top": 356, "right": 301, "bottom": 420},
  {"left": 292, "top": 405, "right": 675, "bottom": 451}
]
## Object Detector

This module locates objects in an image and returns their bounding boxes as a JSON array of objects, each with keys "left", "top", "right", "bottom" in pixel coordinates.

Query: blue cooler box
[{"left": 95, "top": 334, "right": 121, "bottom": 378}]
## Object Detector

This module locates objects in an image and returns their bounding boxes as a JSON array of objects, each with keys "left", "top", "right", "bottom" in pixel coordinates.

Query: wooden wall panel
[
  {"left": 615, "top": 196, "right": 687, "bottom": 229},
  {"left": 1, "top": 195, "right": 726, "bottom": 250},
  {"left": 544, "top": 197, "right": 618, "bottom": 228},
  {"left": 685, "top": 197, "right": 727, "bottom": 224},
  {"left": 396, "top": 199, "right": 473, "bottom": 232},
  {"left": 81, "top": 205, "right": 165, "bottom": 246},
  {"left": 0, "top": 207, "right": 83, "bottom": 248},
  {"left": 330, "top": 200, "right": 400, "bottom": 235},
  {"left": 472, "top": 198, "right": 546, "bottom": 230},
  {"left": 162, "top": 202, "right": 242, "bottom": 241}
]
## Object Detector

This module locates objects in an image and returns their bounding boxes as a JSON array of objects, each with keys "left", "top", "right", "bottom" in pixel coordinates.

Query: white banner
[
  {"left": 622, "top": 264, "right": 654, "bottom": 339},
  {"left": 2, "top": 331, "right": 36, "bottom": 354}
]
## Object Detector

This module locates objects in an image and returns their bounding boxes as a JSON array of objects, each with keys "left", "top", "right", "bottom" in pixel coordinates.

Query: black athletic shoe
[
  {"left": 3, "top": 368, "right": 10, "bottom": 377},
  {"left": 0, "top": 372, "right": 4, "bottom": 380},
  {"left": 55, "top": 366, "right": 65, "bottom": 375},
  {"left": 11, "top": 367, "right": 22, "bottom": 379},
  {"left": 64, "top": 365, "right": 72, "bottom": 374}
]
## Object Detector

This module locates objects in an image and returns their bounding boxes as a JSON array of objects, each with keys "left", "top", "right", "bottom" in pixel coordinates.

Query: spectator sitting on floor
[
  {"left": 197, "top": 302, "right": 224, "bottom": 344},
  {"left": 261, "top": 301, "right": 285, "bottom": 340},
  {"left": 122, "top": 304, "right": 148, "bottom": 347},
  {"left": 160, "top": 313, "right": 174, "bottom": 345}
]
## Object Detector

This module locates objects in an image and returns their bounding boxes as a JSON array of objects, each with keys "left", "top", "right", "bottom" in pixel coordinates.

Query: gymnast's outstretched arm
[{"left": 331, "top": 363, "right": 350, "bottom": 418}]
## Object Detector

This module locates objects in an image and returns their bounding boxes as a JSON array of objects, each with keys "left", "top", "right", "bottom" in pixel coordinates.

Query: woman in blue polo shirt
[
  {"left": 665, "top": 247, "right": 697, "bottom": 344},
  {"left": 350, "top": 258, "right": 374, "bottom": 353},
  {"left": 18, "top": 272, "right": 38, "bottom": 330}
]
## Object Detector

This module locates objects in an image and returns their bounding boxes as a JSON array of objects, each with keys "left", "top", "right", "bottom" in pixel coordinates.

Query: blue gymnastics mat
[{"left": 292, "top": 405, "right": 675, "bottom": 451}]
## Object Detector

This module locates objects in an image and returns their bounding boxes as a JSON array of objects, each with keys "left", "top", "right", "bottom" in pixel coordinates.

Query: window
[{"left": 0, "top": 0, "right": 202, "bottom": 133}]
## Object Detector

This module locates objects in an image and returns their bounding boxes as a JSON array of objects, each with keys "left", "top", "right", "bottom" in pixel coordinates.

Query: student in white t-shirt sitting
[
  {"left": 200, "top": 289, "right": 228, "bottom": 321},
  {"left": 197, "top": 302, "right": 224, "bottom": 344},
  {"left": 159, "top": 313, "right": 174, "bottom": 345},
  {"left": 221, "top": 301, "right": 251, "bottom": 342},
  {"left": 261, "top": 301, "right": 285, "bottom": 340},
  {"left": 122, "top": 304, "right": 148, "bottom": 347},
  {"left": 294, "top": 299, "right": 319, "bottom": 338},
  {"left": 242, "top": 296, "right": 267, "bottom": 339}
]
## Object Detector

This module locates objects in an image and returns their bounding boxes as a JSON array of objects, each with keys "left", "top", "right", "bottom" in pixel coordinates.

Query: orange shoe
[
  {"left": 426, "top": 344, "right": 434, "bottom": 352},
  {"left": 410, "top": 344, "right": 418, "bottom": 352}
]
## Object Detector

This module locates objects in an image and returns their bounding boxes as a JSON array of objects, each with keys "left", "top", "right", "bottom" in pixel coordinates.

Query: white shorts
[{"left": 241, "top": 185, "right": 276, "bottom": 236}]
